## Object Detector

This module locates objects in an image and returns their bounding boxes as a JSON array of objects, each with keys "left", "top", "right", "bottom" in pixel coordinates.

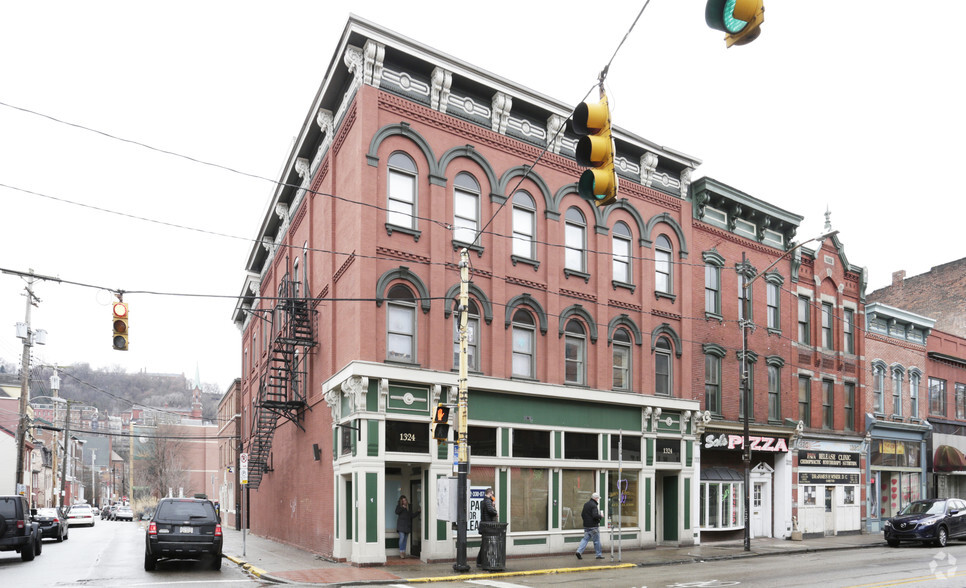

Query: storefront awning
[
  {"left": 701, "top": 467, "right": 744, "bottom": 482},
  {"left": 934, "top": 445, "right": 966, "bottom": 472}
]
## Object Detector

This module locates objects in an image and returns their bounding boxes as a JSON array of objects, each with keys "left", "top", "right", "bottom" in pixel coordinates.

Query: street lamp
[{"left": 739, "top": 229, "right": 838, "bottom": 551}]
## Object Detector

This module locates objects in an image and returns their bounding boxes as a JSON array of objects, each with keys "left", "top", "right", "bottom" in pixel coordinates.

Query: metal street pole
[
  {"left": 59, "top": 400, "right": 72, "bottom": 509},
  {"left": 14, "top": 270, "right": 38, "bottom": 494},
  {"left": 737, "top": 230, "right": 838, "bottom": 552},
  {"left": 453, "top": 248, "right": 470, "bottom": 572}
]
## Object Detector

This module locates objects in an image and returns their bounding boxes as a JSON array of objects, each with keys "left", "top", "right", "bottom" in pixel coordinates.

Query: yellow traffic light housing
[
  {"left": 706, "top": 0, "right": 764, "bottom": 48},
  {"left": 572, "top": 91, "right": 618, "bottom": 207},
  {"left": 112, "top": 301, "right": 129, "bottom": 351},
  {"left": 432, "top": 405, "right": 451, "bottom": 441}
]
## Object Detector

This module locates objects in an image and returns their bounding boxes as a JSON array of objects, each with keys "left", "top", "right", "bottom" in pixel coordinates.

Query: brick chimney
[{"left": 892, "top": 270, "right": 906, "bottom": 288}]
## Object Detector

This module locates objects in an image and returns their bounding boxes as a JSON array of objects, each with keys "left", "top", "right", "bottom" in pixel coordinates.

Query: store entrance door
[
  {"left": 662, "top": 476, "right": 678, "bottom": 543},
  {"left": 824, "top": 486, "right": 835, "bottom": 536}
]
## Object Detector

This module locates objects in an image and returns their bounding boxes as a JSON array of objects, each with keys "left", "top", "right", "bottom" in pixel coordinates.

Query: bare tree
[{"left": 134, "top": 425, "right": 189, "bottom": 500}]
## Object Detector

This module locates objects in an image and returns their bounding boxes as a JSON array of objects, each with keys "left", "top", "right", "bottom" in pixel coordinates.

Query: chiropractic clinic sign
[{"left": 703, "top": 432, "right": 789, "bottom": 453}]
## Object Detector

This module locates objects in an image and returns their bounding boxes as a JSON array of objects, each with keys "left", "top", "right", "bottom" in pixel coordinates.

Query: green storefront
[{"left": 324, "top": 362, "right": 700, "bottom": 564}]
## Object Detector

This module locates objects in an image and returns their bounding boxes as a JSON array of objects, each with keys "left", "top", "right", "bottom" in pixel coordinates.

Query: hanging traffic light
[
  {"left": 112, "top": 301, "right": 129, "bottom": 351},
  {"left": 432, "top": 405, "right": 451, "bottom": 441},
  {"left": 572, "top": 90, "right": 617, "bottom": 207},
  {"left": 706, "top": 0, "right": 764, "bottom": 48}
]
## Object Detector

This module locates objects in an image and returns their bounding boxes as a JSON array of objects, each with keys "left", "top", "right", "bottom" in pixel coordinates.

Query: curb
[{"left": 227, "top": 540, "right": 886, "bottom": 586}]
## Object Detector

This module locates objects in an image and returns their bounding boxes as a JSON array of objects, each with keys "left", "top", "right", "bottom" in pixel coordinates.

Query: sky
[{"left": 1, "top": 1, "right": 963, "bottom": 395}]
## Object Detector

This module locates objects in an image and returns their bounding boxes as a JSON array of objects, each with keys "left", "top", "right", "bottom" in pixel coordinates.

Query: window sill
[
  {"left": 384, "top": 359, "right": 421, "bottom": 367},
  {"left": 705, "top": 312, "right": 724, "bottom": 323},
  {"left": 564, "top": 268, "right": 591, "bottom": 283},
  {"left": 612, "top": 280, "right": 635, "bottom": 293},
  {"left": 767, "top": 328, "right": 782, "bottom": 336},
  {"left": 452, "top": 240, "right": 484, "bottom": 257},
  {"left": 511, "top": 375, "right": 539, "bottom": 383},
  {"left": 385, "top": 223, "right": 421, "bottom": 241},
  {"left": 511, "top": 255, "right": 540, "bottom": 271},
  {"left": 655, "top": 290, "right": 676, "bottom": 303}
]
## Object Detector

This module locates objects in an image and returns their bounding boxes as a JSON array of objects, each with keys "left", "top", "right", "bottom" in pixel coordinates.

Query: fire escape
[{"left": 247, "top": 273, "right": 316, "bottom": 489}]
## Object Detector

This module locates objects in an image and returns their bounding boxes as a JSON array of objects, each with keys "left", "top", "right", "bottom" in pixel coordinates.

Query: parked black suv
[
  {"left": 0, "top": 495, "right": 43, "bottom": 561},
  {"left": 144, "top": 497, "right": 222, "bottom": 571}
]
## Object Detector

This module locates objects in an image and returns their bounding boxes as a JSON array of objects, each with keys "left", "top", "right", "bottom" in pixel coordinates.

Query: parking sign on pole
[{"left": 240, "top": 452, "right": 249, "bottom": 485}]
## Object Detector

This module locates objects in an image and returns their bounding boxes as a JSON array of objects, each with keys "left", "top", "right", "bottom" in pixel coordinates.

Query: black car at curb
[
  {"left": 884, "top": 498, "right": 966, "bottom": 547},
  {"left": 144, "top": 497, "right": 222, "bottom": 571},
  {"left": 0, "top": 495, "right": 43, "bottom": 561},
  {"left": 34, "top": 507, "right": 68, "bottom": 542}
]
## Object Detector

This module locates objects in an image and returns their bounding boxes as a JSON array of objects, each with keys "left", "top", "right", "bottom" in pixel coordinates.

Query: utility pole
[
  {"left": 59, "top": 400, "right": 72, "bottom": 509},
  {"left": 453, "top": 248, "right": 470, "bottom": 573},
  {"left": 15, "top": 269, "right": 40, "bottom": 495}
]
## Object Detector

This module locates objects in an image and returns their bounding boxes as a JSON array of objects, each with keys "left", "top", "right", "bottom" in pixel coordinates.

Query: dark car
[
  {"left": 0, "top": 495, "right": 43, "bottom": 561},
  {"left": 884, "top": 498, "right": 966, "bottom": 547},
  {"left": 144, "top": 497, "right": 222, "bottom": 571},
  {"left": 34, "top": 507, "right": 68, "bottom": 542}
]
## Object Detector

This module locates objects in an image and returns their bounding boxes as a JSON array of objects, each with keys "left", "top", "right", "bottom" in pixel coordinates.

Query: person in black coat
[
  {"left": 575, "top": 491, "right": 603, "bottom": 559},
  {"left": 477, "top": 487, "right": 498, "bottom": 566},
  {"left": 395, "top": 495, "right": 418, "bottom": 558}
]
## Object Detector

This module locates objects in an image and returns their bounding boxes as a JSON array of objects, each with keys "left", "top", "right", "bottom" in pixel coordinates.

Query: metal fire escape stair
[{"left": 247, "top": 276, "right": 316, "bottom": 489}]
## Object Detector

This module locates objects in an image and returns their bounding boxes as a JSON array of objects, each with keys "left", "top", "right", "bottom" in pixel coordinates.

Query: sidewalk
[{"left": 221, "top": 527, "right": 886, "bottom": 586}]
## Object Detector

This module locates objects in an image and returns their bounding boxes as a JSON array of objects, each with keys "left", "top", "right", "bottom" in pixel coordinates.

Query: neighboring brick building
[
  {"left": 867, "top": 259, "right": 966, "bottom": 504},
  {"left": 862, "top": 302, "right": 932, "bottom": 533},
  {"left": 867, "top": 259, "right": 966, "bottom": 338},
  {"left": 217, "top": 379, "right": 241, "bottom": 528}
]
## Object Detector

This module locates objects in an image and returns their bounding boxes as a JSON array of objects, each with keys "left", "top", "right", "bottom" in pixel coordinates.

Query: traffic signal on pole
[
  {"left": 112, "top": 301, "right": 129, "bottom": 351},
  {"left": 432, "top": 405, "right": 451, "bottom": 441},
  {"left": 706, "top": 0, "right": 764, "bottom": 48},
  {"left": 572, "top": 91, "right": 617, "bottom": 207}
]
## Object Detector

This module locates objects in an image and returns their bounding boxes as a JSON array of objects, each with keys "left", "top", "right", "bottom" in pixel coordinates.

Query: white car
[
  {"left": 67, "top": 504, "right": 96, "bottom": 527},
  {"left": 115, "top": 506, "right": 134, "bottom": 521}
]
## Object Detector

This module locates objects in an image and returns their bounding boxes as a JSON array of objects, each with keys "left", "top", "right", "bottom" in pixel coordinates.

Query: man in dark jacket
[
  {"left": 575, "top": 491, "right": 603, "bottom": 559},
  {"left": 476, "top": 487, "right": 498, "bottom": 566}
]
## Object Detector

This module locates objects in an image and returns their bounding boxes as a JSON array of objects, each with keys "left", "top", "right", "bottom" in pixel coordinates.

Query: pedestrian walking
[
  {"left": 395, "top": 495, "right": 418, "bottom": 558},
  {"left": 575, "top": 491, "right": 604, "bottom": 560},
  {"left": 476, "top": 487, "right": 498, "bottom": 567}
]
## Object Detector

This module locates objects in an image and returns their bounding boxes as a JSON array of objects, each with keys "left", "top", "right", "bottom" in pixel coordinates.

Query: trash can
[{"left": 478, "top": 521, "right": 508, "bottom": 571}]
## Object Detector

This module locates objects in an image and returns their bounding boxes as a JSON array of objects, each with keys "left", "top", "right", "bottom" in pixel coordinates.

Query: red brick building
[
  {"left": 867, "top": 261, "right": 966, "bottom": 505},
  {"left": 217, "top": 379, "right": 241, "bottom": 528}
]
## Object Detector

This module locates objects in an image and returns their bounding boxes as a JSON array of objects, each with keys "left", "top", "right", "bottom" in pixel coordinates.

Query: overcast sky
[{"left": 2, "top": 1, "right": 963, "bottom": 395}]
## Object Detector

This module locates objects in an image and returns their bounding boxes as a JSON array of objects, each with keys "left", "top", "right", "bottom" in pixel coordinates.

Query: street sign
[{"left": 240, "top": 452, "right": 249, "bottom": 485}]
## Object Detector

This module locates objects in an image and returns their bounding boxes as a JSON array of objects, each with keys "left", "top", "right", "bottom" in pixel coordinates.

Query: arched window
[
  {"left": 387, "top": 284, "right": 417, "bottom": 363},
  {"left": 512, "top": 191, "right": 536, "bottom": 259},
  {"left": 612, "top": 328, "right": 631, "bottom": 391},
  {"left": 655, "top": 234, "right": 672, "bottom": 294},
  {"left": 453, "top": 299, "right": 480, "bottom": 372},
  {"left": 655, "top": 337, "right": 672, "bottom": 396},
  {"left": 511, "top": 309, "right": 536, "bottom": 379},
  {"left": 564, "top": 207, "right": 586, "bottom": 273},
  {"left": 387, "top": 152, "right": 418, "bottom": 229},
  {"left": 892, "top": 367, "right": 903, "bottom": 416},
  {"left": 453, "top": 172, "right": 480, "bottom": 246},
  {"left": 872, "top": 362, "right": 885, "bottom": 413},
  {"left": 612, "top": 221, "right": 632, "bottom": 284},
  {"left": 564, "top": 319, "right": 586, "bottom": 385}
]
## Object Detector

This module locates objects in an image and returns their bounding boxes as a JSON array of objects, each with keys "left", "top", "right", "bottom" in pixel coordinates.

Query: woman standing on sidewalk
[{"left": 395, "top": 495, "right": 418, "bottom": 558}]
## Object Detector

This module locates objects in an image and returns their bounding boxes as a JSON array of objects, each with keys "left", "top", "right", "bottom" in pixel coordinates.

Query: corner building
[{"left": 233, "top": 17, "right": 701, "bottom": 563}]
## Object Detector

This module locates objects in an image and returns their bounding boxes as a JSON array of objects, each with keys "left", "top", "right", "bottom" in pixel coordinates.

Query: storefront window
[
  {"left": 510, "top": 468, "right": 548, "bottom": 532},
  {"left": 512, "top": 429, "right": 550, "bottom": 458},
  {"left": 871, "top": 439, "right": 921, "bottom": 468},
  {"left": 606, "top": 470, "right": 639, "bottom": 528},
  {"left": 877, "top": 472, "right": 921, "bottom": 519},
  {"left": 565, "top": 432, "right": 598, "bottom": 460},
  {"left": 561, "top": 470, "right": 595, "bottom": 530},
  {"left": 803, "top": 485, "right": 817, "bottom": 506},
  {"left": 467, "top": 426, "right": 497, "bottom": 457},
  {"left": 699, "top": 481, "right": 743, "bottom": 530},
  {"left": 609, "top": 435, "right": 641, "bottom": 462}
]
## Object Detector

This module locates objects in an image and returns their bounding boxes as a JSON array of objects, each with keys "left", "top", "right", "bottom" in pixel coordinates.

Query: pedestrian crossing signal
[{"left": 432, "top": 405, "right": 451, "bottom": 441}]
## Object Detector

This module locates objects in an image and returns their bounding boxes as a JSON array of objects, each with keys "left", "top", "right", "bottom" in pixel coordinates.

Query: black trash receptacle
[{"left": 478, "top": 521, "right": 508, "bottom": 571}]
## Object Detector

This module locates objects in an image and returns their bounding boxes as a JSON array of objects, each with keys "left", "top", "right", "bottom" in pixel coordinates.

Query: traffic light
[
  {"left": 706, "top": 0, "right": 764, "bottom": 48},
  {"left": 432, "top": 405, "right": 451, "bottom": 441},
  {"left": 112, "top": 301, "right": 129, "bottom": 350},
  {"left": 572, "top": 90, "right": 617, "bottom": 207}
]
